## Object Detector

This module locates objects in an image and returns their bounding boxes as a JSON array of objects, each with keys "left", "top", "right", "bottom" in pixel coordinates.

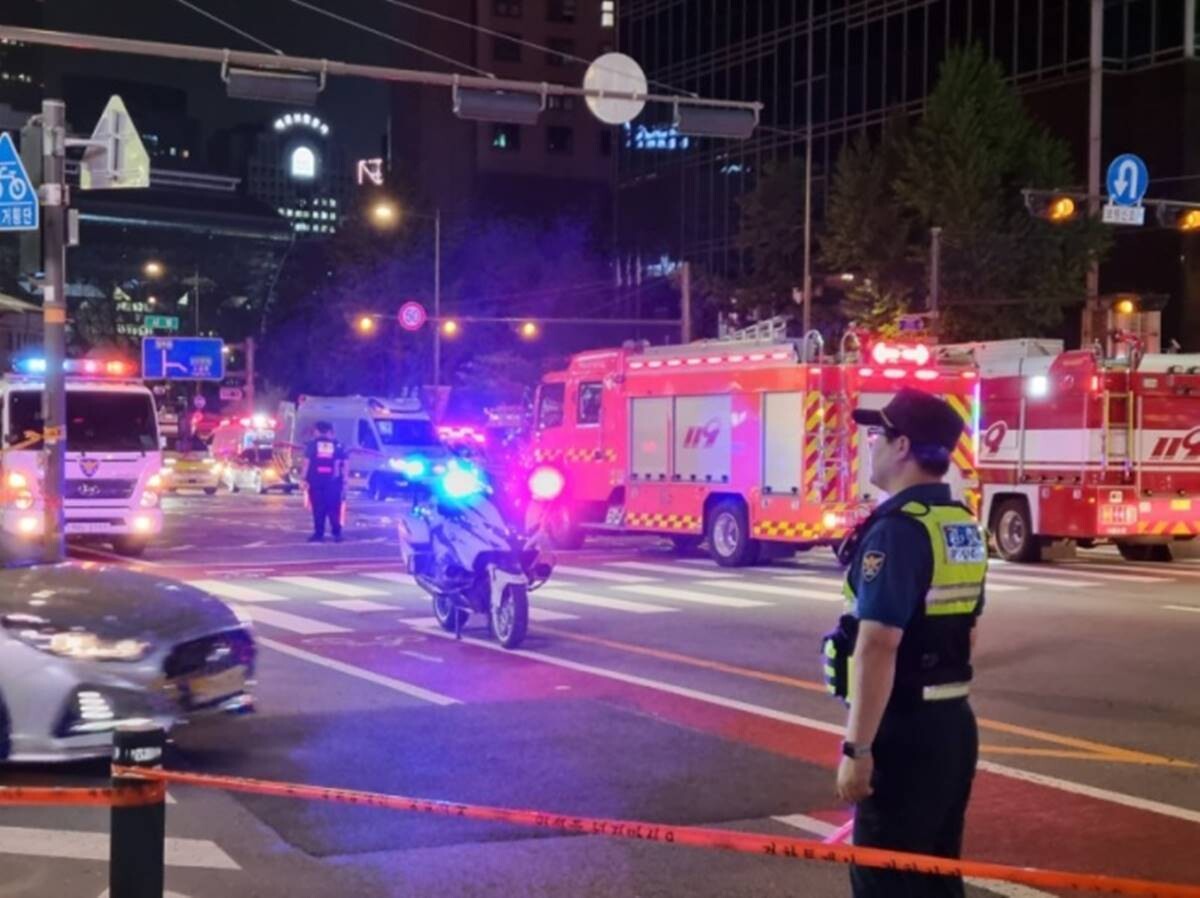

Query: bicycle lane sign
[{"left": 0, "top": 132, "right": 39, "bottom": 232}]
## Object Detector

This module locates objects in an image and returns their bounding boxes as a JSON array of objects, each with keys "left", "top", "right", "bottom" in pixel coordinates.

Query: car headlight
[
  {"left": 390, "top": 457, "right": 427, "bottom": 478},
  {"left": 140, "top": 490, "right": 159, "bottom": 508},
  {"left": 163, "top": 458, "right": 178, "bottom": 468},
  {"left": 2, "top": 617, "right": 150, "bottom": 662},
  {"left": 264, "top": 469, "right": 279, "bottom": 481},
  {"left": 148, "top": 474, "right": 164, "bottom": 490}
]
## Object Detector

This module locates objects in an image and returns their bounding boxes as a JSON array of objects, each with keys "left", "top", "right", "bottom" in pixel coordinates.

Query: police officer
[
  {"left": 822, "top": 388, "right": 986, "bottom": 898},
  {"left": 303, "top": 421, "right": 347, "bottom": 543}
]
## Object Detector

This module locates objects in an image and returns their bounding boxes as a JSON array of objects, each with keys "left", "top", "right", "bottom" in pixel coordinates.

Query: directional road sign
[
  {"left": 142, "top": 337, "right": 225, "bottom": 381},
  {"left": 1106, "top": 153, "right": 1148, "bottom": 207},
  {"left": 0, "top": 132, "right": 39, "bottom": 232},
  {"left": 144, "top": 315, "right": 180, "bottom": 332}
]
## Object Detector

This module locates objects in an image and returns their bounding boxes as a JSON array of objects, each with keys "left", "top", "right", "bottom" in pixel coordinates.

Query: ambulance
[
  {"left": 530, "top": 332, "right": 979, "bottom": 565},
  {"left": 0, "top": 358, "right": 163, "bottom": 556},
  {"left": 966, "top": 335, "right": 1200, "bottom": 562}
]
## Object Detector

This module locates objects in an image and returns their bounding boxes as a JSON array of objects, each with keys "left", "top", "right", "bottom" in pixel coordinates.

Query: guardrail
[{"left": 3, "top": 724, "right": 1199, "bottom": 898}]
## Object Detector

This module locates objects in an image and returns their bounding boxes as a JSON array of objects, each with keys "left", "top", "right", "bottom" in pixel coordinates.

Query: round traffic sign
[
  {"left": 583, "top": 53, "right": 648, "bottom": 126},
  {"left": 1106, "top": 153, "right": 1149, "bottom": 207},
  {"left": 193, "top": 394, "right": 207, "bottom": 410},
  {"left": 398, "top": 301, "right": 428, "bottom": 332}
]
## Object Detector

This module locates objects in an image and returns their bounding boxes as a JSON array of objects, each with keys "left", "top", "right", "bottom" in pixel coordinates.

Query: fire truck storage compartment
[
  {"left": 630, "top": 397, "right": 671, "bottom": 480},
  {"left": 763, "top": 392, "right": 803, "bottom": 495},
  {"left": 673, "top": 395, "right": 732, "bottom": 483}
]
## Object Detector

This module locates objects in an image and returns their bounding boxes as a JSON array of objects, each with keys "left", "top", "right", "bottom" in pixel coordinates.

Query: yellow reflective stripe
[
  {"left": 823, "top": 664, "right": 837, "bottom": 678},
  {"left": 923, "top": 682, "right": 970, "bottom": 701},
  {"left": 824, "top": 641, "right": 837, "bottom": 659},
  {"left": 926, "top": 583, "right": 983, "bottom": 601},
  {"left": 926, "top": 600, "right": 979, "bottom": 616}
]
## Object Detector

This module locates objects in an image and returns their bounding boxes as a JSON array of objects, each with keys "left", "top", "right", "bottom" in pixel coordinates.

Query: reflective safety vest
[{"left": 822, "top": 500, "right": 986, "bottom": 706}]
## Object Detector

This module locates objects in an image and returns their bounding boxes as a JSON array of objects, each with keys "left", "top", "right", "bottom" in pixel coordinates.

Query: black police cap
[{"left": 851, "top": 388, "right": 964, "bottom": 454}]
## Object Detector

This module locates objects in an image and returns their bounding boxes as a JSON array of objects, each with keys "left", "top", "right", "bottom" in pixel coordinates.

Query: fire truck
[
  {"left": 967, "top": 336, "right": 1200, "bottom": 562},
  {"left": 531, "top": 333, "right": 979, "bottom": 565}
]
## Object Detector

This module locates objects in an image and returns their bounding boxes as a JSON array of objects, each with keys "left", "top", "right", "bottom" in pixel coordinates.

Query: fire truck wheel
[
  {"left": 1116, "top": 542, "right": 1173, "bottom": 563},
  {"left": 992, "top": 498, "right": 1039, "bottom": 563},
  {"left": 545, "top": 505, "right": 585, "bottom": 550},
  {"left": 707, "top": 500, "right": 761, "bottom": 567}
]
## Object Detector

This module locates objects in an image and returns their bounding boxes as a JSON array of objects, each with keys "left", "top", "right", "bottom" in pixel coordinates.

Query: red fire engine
[
  {"left": 969, "top": 336, "right": 1200, "bottom": 562},
  {"left": 531, "top": 333, "right": 979, "bottom": 566}
]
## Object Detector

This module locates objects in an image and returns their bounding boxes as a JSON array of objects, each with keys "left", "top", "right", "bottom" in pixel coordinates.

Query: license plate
[
  {"left": 186, "top": 665, "right": 247, "bottom": 707},
  {"left": 66, "top": 522, "right": 113, "bottom": 534}
]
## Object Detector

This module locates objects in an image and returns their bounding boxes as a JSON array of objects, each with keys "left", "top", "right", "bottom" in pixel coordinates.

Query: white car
[{"left": 0, "top": 553, "right": 256, "bottom": 762}]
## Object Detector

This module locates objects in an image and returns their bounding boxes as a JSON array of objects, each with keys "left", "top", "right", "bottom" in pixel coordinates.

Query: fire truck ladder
[{"left": 1099, "top": 371, "right": 1135, "bottom": 479}]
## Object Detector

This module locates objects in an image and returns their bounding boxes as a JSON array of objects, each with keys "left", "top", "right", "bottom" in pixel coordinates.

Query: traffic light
[
  {"left": 441, "top": 319, "right": 460, "bottom": 338},
  {"left": 356, "top": 315, "right": 377, "bottom": 335},
  {"left": 518, "top": 321, "right": 540, "bottom": 340},
  {"left": 1023, "top": 191, "right": 1078, "bottom": 222},
  {"left": 1178, "top": 209, "right": 1200, "bottom": 232},
  {"left": 1112, "top": 295, "right": 1137, "bottom": 316}
]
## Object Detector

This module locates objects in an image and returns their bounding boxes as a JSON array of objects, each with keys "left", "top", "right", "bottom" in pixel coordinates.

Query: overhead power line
[
  {"left": 282, "top": 0, "right": 494, "bottom": 77},
  {"left": 170, "top": 0, "right": 284, "bottom": 55},
  {"left": 376, "top": 0, "right": 698, "bottom": 98}
]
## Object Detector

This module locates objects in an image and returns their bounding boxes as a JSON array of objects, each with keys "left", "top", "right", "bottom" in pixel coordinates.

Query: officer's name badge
[{"left": 861, "top": 550, "right": 886, "bottom": 581}]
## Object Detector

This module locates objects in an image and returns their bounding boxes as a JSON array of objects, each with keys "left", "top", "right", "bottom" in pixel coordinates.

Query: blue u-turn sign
[{"left": 1106, "top": 154, "right": 1149, "bottom": 207}]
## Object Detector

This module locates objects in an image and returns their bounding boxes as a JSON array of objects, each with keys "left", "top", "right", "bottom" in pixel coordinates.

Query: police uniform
[
  {"left": 305, "top": 428, "right": 346, "bottom": 541},
  {"left": 822, "top": 392, "right": 987, "bottom": 898}
]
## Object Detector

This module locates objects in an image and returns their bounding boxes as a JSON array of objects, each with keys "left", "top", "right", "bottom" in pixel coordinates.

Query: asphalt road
[{"left": 3, "top": 490, "right": 1199, "bottom": 897}]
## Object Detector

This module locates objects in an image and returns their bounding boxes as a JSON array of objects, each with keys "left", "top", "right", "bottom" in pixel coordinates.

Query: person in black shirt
[{"left": 302, "top": 421, "right": 346, "bottom": 542}]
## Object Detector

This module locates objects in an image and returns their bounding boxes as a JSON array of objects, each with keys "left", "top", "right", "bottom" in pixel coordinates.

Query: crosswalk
[{"left": 184, "top": 552, "right": 1200, "bottom": 637}]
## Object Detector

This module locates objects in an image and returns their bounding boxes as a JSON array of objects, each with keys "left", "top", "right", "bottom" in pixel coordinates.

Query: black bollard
[{"left": 110, "top": 723, "right": 166, "bottom": 898}]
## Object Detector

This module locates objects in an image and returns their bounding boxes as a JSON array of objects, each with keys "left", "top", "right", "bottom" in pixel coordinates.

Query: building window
[
  {"left": 547, "top": 126, "right": 573, "bottom": 155},
  {"left": 491, "top": 124, "right": 521, "bottom": 151},
  {"left": 546, "top": 95, "right": 576, "bottom": 112},
  {"left": 493, "top": 0, "right": 522, "bottom": 16},
  {"left": 546, "top": 38, "right": 575, "bottom": 66},
  {"left": 290, "top": 146, "right": 317, "bottom": 179},
  {"left": 547, "top": 0, "right": 576, "bottom": 24},
  {"left": 601, "top": 0, "right": 615, "bottom": 28},
  {"left": 599, "top": 130, "right": 612, "bottom": 157},
  {"left": 493, "top": 33, "right": 521, "bottom": 62}
]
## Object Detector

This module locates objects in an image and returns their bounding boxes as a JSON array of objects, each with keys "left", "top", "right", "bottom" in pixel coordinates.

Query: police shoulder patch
[{"left": 861, "top": 550, "right": 886, "bottom": 582}]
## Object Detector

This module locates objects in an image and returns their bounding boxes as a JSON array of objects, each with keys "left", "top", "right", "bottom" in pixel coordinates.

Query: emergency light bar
[
  {"left": 870, "top": 342, "right": 931, "bottom": 366},
  {"left": 14, "top": 358, "right": 134, "bottom": 377}
]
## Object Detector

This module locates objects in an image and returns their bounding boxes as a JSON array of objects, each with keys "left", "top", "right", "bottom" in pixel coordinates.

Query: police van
[
  {"left": 1, "top": 359, "right": 163, "bottom": 556},
  {"left": 277, "top": 395, "right": 450, "bottom": 500}
]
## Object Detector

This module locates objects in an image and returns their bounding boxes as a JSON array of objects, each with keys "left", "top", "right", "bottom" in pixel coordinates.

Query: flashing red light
[
  {"left": 858, "top": 367, "right": 875, "bottom": 377},
  {"left": 961, "top": 371, "right": 977, "bottom": 380},
  {"left": 528, "top": 465, "right": 565, "bottom": 502},
  {"left": 1090, "top": 375, "right": 1100, "bottom": 391},
  {"left": 83, "top": 360, "right": 99, "bottom": 374},
  {"left": 915, "top": 369, "right": 939, "bottom": 381},
  {"left": 219, "top": 418, "right": 230, "bottom": 427},
  {"left": 105, "top": 361, "right": 128, "bottom": 375},
  {"left": 240, "top": 418, "right": 251, "bottom": 427},
  {"left": 883, "top": 368, "right": 907, "bottom": 379},
  {"left": 871, "top": 342, "right": 931, "bottom": 366}
]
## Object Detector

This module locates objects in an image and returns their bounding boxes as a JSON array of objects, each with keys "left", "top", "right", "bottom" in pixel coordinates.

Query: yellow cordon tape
[
  {"left": 0, "top": 781, "right": 166, "bottom": 808},
  {"left": 113, "top": 766, "right": 1200, "bottom": 898}
]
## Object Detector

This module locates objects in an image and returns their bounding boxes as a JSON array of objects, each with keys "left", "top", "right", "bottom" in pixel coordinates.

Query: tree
[
  {"left": 820, "top": 45, "right": 1108, "bottom": 341},
  {"left": 733, "top": 159, "right": 807, "bottom": 321}
]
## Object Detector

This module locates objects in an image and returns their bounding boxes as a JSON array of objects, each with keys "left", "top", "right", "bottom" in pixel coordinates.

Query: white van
[
  {"left": 1, "top": 361, "right": 163, "bottom": 556},
  {"left": 278, "top": 396, "right": 450, "bottom": 500}
]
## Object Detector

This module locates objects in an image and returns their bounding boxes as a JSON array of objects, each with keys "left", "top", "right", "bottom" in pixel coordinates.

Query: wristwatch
[{"left": 841, "top": 741, "right": 872, "bottom": 760}]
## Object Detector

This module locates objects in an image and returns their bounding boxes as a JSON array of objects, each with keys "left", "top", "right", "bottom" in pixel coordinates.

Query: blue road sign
[
  {"left": 1106, "top": 153, "right": 1149, "bottom": 207},
  {"left": 141, "top": 337, "right": 225, "bottom": 381},
  {"left": 0, "top": 132, "right": 39, "bottom": 232}
]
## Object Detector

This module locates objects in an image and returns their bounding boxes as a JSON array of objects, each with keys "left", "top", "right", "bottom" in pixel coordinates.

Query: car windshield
[
  {"left": 374, "top": 418, "right": 438, "bottom": 447},
  {"left": 8, "top": 390, "right": 159, "bottom": 453}
]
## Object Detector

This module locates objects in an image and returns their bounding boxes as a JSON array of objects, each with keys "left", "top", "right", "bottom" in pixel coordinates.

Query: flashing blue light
[
  {"left": 390, "top": 456, "right": 427, "bottom": 479},
  {"left": 439, "top": 462, "right": 485, "bottom": 500},
  {"left": 17, "top": 358, "right": 47, "bottom": 374}
]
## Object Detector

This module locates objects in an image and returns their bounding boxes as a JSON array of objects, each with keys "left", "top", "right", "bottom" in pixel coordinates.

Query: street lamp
[
  {"left": 441, "top": 319, "right": 460, "bottom": 338},
  {"left": 370, "top": 200, "right": 398, "bottom": 228},
  {"left": 518, "top": 321, "right": 539, "bottom": 340},
  {"left": 356, "top": 314, "right": 377, "bottom": 335},
  {"left": 143, "top": 260, "right": 165, "bottom": 279}
]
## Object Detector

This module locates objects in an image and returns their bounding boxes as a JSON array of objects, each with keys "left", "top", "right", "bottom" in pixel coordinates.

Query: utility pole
[
  {"left": 801, "top": 0, "right": 814, "bottom": 336},
  {"left": 680, "top": 261, "right": 693, "bottom": 343},
  {"left": 1084, "top": 0, "right": 1103, "bottom": 344},
  {"left": 39, "top": 99, "right": 67, "bottom": 564},
  {"left": 433, "top": 207, "right": 441, "bottom": 387},
  {"left": 929, "top": 226, "right": 942, "bottom": 338},
  {"left": 244, "top": 337, "right": 256, "bottom": 412}
]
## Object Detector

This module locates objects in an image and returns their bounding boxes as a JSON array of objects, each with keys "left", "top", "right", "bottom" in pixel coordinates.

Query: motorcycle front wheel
[
  {"left": 432, "top": 592, "right": 470, "bottom": 633},
  {"left": 490, "top": 584, "right": 529, "bottom": 650}
]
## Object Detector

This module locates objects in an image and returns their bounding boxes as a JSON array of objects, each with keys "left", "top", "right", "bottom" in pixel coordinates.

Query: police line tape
[
  {"left": 0, "top": 781, "right": 166, "bottom": 808},
  {"left": 112, "top": 766, "right": 1200, "bottom": 898}
]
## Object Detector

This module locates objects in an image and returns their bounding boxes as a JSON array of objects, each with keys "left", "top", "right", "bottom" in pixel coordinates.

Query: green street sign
[{"left": 145, "top": 314, "right": 180, "bottom": 331}]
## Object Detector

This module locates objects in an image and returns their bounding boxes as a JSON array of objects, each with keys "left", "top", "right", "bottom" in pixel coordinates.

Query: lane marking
[
  {"left": 259, "top": 636, "right": 457, "bottom": 704},
  {"left": 270, "top": 576, "right": 387, "bottom": 597},
  {"left": 416, "top": 626, "right": 1200, "bottom": 823},
  {"left": 1054, "top": 562, "right": 1178, "bottom": 583},
  {"left": 698, "top": 580, "right": 842, "bottom": 602},
  {"left": 323, "top": 599, "right": 396, "bottom": 613},
  {"left": 1080, "top": 561, "right": 1200, "bottom": 580},
  {"left": 537, "top": 586, "right": 677, "bottom": 614},
  {"left": 993, "top": 560, "right": 1168, "bottom": 584},
  {"left": 187, "top": 580, "right": 287, "bottom": 604},
  {"left": 553, "top": 564, "right": 652, "bottom": 583},
  {"left": 528, "top": 607, "right": 580, "bottom": 622},
  {"left": 231, "top": 604, "right": 349, "bottom": 635},
  {"left": 362, "top": 571, "right": 416, "bottom": 585},
  {"left": 611, "top": 561, "right": 734, "bottom": 578},
  {"left": 985, "top": 572, "right": 1093, "bottom": 589},
  {"left": 0, "top": 825, "right": 239, "bottom": 869},
  {"left": 614, "top": 583, "right": 770, "bottom": 608},
  {"left": 1164, "top": 604, "right": 1200, "bottom": 614}
]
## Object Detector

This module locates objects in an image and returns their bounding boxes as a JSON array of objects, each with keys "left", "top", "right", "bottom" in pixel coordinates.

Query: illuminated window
[
  {"left": 290, "top": 146, "right": 317, "bottom": 179},
  {"left": 491, "top": 124, "right": 521, "bottom": 151},
  {"left": 601, "top": 0, "right": 615, "bottom": 28}
]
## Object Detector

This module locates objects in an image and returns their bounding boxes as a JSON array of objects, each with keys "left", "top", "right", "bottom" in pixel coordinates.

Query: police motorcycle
[{"left": 396, "top": 456, "right": 564, "bottom": 650}]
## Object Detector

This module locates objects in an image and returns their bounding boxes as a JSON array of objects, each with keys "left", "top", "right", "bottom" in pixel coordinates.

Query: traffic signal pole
[{"left": 39, "top": 99, "right": 68, "bottom": 564}]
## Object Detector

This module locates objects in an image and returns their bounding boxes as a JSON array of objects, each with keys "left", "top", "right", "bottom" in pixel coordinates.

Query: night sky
[{"left": 29, "top": 0, "right": 454, "bottom": 160}]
